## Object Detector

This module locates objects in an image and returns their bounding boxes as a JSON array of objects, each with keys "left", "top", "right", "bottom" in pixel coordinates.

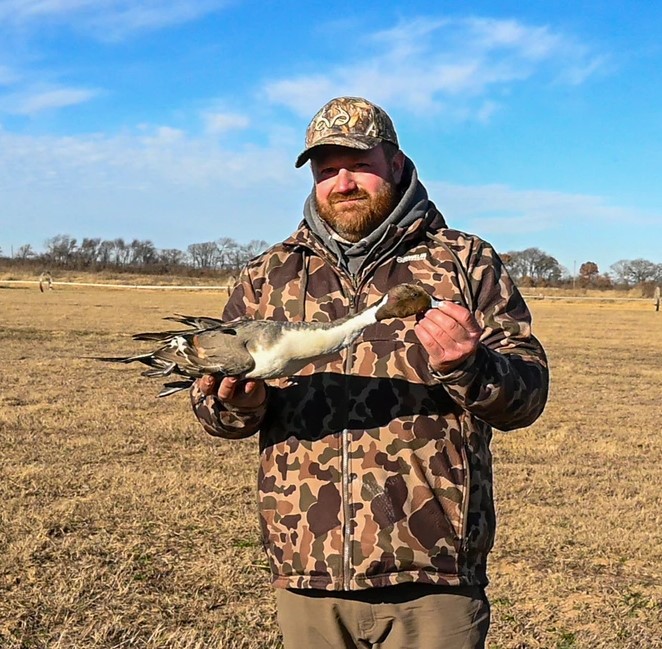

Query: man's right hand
[{"left": 197, "top": 375, "right": 267, "bottom": 409}]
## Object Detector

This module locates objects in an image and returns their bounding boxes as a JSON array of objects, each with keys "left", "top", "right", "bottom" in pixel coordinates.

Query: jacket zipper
[
  {"left": 341, "top": 289, "right": 361, "bottom": 590},
  {"left": 459, "top": 419, "right": 471, "bottom": 560}
]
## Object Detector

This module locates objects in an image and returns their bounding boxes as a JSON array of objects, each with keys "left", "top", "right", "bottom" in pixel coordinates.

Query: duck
[{"left": 95, "top": 283, "right": 438, "bottom": 397}]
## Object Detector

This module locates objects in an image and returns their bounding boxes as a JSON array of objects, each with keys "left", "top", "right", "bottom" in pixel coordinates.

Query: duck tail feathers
[
  {"left": 132, "top": 330, "right": 190, "bottom": 342},
  {"left": 91, "top": 352, "right": 156, "bottom": 364},
  {"left": 140, "top": 361, "right": 178, "bottom": 378},
  {"left": 158, "top": 379, "right": 195, "bottom": 397},
  {"left": 165, "top": 314, "right": 226, "bottom": 328}
]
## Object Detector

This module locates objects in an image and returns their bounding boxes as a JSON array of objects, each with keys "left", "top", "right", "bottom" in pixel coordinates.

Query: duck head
[{"left": 375, "top": 284, "right": 435, "bottom": 321}]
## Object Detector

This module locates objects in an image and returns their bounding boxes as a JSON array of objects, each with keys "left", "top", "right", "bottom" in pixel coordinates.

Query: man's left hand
[{"left": 414, "top": 301, "right": 483, "bottom": 374}]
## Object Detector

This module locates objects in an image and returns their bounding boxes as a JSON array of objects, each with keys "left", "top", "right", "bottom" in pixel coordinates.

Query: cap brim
[{"left": 294, "top": 134, "right": 384, "bottom": 168}]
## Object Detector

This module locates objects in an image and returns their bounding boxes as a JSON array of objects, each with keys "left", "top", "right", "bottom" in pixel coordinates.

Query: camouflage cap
[{"left": 295, "top": 96, "right": 399, "bottom": 168}]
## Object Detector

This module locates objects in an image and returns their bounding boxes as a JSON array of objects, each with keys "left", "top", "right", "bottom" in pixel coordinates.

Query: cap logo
[{"left": 314, "top": 108, "right": 350, "bottom": 131}]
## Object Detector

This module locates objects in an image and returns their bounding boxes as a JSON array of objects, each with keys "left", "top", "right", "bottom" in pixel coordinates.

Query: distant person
[{"left": 191, "top": 96, "right": 549, "bottom": 648}]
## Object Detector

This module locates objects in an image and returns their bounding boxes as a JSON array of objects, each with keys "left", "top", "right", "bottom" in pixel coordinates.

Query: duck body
[
  {"left": 95, "top": 283, "right": 436, "bottom": 397},
  {"left": 244, "top": 302, "right": 383, "bottom": 379}
]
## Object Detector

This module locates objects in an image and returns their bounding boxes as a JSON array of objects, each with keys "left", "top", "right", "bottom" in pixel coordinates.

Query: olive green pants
[{"left": 276, "top": 584, "right": 490, "bottom": 649}]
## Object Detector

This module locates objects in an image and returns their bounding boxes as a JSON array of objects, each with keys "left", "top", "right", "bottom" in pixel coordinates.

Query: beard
[{"left": 314, "top": 181, "right": 400, "bottom": 243}]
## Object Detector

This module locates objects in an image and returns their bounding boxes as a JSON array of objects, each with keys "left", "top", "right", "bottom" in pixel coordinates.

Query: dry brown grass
[{"left": 1, "top": 284, "right": 660, "bottom": 648}]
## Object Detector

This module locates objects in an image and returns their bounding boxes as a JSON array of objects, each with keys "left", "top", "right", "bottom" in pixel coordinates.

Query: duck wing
[
  {"left": 151, "top": 325, "right": 258, "bottom": 396},
  {"left": 93, "top": 321, "right": 257, "bottom": 397}
]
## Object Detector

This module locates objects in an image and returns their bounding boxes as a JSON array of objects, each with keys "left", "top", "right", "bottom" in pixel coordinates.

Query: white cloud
[
  {"left": 264, "top": 16, "right": 605, "bottom": 119},
  {"left": 4, "top": 86, "right": 100, "bottom": 114},
  {"left": 426, "top": 181, "right": 656, "bottom": 235},
  {"left": 0, "top": 64, "right": 18, "bottom": 85},
  {"left": 0, "top": 0, "right": 233, "bottom": 39},
  {"left": 461, "top": 17, "right": 563, "bottom": 59},
  {"left": 556, "top": 55, "right": 609, "bottom": 86},
  {"left": 263, "top": 76, "right": 337, "bottom": 118},
  {"left": 0, "top": 125, "right": 295, "bottom": 192},
  {"left": 203, "top": 111, "right": 250, "bottom": 135}
]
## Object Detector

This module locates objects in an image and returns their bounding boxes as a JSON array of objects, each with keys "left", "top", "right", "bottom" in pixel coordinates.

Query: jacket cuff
[
  {"left": 430, "top": 344, "right": 485, "bottom": 384},
  {"left": 190, "top": 382, "right": 268, "bottom": 439},
  {"left": 429, "top": 345, "right": 501, "bottom": 410}
]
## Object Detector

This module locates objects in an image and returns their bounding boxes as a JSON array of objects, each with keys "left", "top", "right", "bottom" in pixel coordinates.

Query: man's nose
[{"left": 334, "top": 168, "right": 356, "bottom": 193}]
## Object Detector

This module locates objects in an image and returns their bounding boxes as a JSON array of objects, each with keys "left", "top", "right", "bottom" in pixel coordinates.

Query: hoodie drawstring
[{"left": 300, "top": 247, "right": 311, "bottom": 322}]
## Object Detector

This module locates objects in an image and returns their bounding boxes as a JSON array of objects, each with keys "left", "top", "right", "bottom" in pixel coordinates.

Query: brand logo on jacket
[{"left": 396, "top": 253, "right": 427, "bottom": 263}]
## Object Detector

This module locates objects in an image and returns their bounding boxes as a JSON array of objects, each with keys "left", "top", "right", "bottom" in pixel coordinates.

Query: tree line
[
  {"left": 0, "top": 235, "right": 269, "bottom": 276},
  {"left": 501, "top": 247, "right": 661, "bottom": 290},
  {"left": 0, "top": 237, "right": 660, "bottom": 289}
]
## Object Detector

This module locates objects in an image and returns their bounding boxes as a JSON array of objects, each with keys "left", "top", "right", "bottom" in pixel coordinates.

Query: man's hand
[
  {"left": 197, "top": 375, "right": 267, "bottom": 409},
  {"left": 414, "top": 301, "right": 483, "bottom": 374}
]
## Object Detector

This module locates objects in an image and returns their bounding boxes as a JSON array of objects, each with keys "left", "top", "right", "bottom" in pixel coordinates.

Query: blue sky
[{"left": 0, "top": 0, "right": 660, "bottom": 275}]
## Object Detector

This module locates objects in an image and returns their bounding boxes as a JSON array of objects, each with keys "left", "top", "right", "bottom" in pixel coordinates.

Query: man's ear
[{"left": 391, "top": 150, "right": 405, "bottom": 184}]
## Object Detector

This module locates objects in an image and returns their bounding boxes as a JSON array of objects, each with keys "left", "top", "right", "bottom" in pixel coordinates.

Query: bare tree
[
  {"left": 159, "top": 248, "right": 185, "bottom": 266},
  {"left": 112, "top": 238, "right": 131, "bottom": 266},
  {"left": 611, "top": 258, "right": 660, "bottom": 285},
  {"left": 244, "top": 239, "right": 269, "bottom": 260},
  {"left": 16, "top": 244, "right": 36, "bottom": 259},
  {"left": 504, "top": 248, "right": 563, "bottom": 285},
  {"left": 628, "top": 259, "right": 658, "bottom": 284},
  {"left": 98, "top": 240, "right": 115, "bottom": 266},
  {"left": 129, "top": 239, "right": 157, "bottom": 267},
  {"left": 187, "top": 241, "right": 219, "bottom": 269},
  {"left": 216, "top": 237, "right": 238, "bottom": 270},
  {"left": 77, "top": 238, "right": 102, "bottom": 267},
  {"left": 44, "top": 235, "right": 78, "bottom": 265}
]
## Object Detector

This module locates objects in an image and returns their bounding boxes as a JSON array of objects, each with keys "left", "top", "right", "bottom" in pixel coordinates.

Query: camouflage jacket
[{"left": 191, "top": 208, "right": 549, "bottom": 591}]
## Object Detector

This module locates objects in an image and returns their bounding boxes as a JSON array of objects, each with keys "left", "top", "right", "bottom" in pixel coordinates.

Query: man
[{"left": 191, "top": 97, "right": 549, "bottom": 648}]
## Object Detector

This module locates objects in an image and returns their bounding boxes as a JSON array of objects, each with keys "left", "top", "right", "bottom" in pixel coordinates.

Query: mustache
[{"left": 328, "top": 189, "right": 370, "bottom": 204}]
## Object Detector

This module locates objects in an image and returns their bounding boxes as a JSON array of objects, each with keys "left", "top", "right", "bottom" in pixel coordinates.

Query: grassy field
[{"left": 1, "top": 283, "right": 660, "bottom": 648}]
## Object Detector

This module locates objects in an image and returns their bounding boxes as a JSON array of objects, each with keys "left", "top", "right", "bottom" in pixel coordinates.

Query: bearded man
[{"left": 191, "top": 97, "right": 549, "bottom": 649}]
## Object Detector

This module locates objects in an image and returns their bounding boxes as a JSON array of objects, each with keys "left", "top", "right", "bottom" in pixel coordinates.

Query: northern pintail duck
[{"left": 96, "top": 283, "right": 437, "bottom": 397}]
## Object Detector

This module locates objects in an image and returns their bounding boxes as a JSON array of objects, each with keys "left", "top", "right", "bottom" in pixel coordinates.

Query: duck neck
[
  {"left": 285, "top": 299, "right": 383, "bottom": 361},
  {"left": 339, "top": 302, "right": 382, "bottom": 340}
]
